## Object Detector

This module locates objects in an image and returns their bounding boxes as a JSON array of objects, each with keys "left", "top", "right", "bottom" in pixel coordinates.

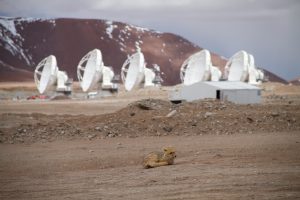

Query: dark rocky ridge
[
  {"left": 0, "top": 17, "right": 286, "bottom": 84},
  {"left": 290, "top": 77, "right": 300, "bottom": 85}
]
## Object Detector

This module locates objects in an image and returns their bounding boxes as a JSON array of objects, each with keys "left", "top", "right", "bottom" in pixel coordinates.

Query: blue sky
[{"left": 0, "top": 0, "right": 299, "bottom": 80}]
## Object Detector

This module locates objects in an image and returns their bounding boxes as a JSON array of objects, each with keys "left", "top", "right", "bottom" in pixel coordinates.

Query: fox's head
[{"left": 163, "top": 147, "right": 176, "bottom": 163}]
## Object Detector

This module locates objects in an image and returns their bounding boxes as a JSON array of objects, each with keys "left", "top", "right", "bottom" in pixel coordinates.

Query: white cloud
[
  {"left": 93, "top": 0, "right": 192, "bottom": 10},
  {"left": 0, "top": 0, "right": 298, "bottom": 20}
]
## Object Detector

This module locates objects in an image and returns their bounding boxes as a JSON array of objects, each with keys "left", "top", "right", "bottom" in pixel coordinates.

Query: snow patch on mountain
[
  {"left": 0, "top": 17, "right": 59, "bottom": 67},
  {"left": 0, "top": 17, "right": 33, "bottom": 65},
  {"left": 14, "top": 17, "right": 56, "bottom": 27},
  {"left": 0, "top": 33, "right": 32, "bottom": 65},
  {"left": 106, "top": 21, "right": 118, "bottom": 39},
  {"left": 135, "top": 41, "right": 141, "bottom": 51},
  {"left": 0, "top": 18, "right": 18, "bottom": 36}
]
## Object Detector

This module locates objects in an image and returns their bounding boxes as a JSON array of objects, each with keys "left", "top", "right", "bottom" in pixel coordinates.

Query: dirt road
[{"left": 1, "top": 133, "right": 299, "bottom": 200}]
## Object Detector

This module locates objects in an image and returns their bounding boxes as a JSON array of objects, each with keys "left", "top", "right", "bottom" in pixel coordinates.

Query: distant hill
[
  {"left": 290, "top": 77, "right": 300, "bottom": 85},
  {"left": 0, "top": 17, "right": 286, "bottom": 84}
]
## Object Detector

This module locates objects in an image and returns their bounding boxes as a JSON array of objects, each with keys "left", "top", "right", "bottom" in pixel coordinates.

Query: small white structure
[
  {"left": 169, "top": 81, "right": 261, "bottom": 104},
  {"left": 121, "top": 51, "right": 161, "bottom": 91},
  {"left": 77, "top": 49, "right": 118, "bottom": 93},
  {"left": 34, "top": 55, "right": 72, "bottom": 95},
  {"left": 180, "top": 49, "right": 222, "bottom": 85}
]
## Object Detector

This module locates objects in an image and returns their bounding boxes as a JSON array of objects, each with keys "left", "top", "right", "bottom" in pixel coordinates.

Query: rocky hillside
[
  {"left": 0, "top": 17, "right": 285, "bottom": 85},
  {"left": 1, "top": 98, "right": 299, "bottom": 144}
]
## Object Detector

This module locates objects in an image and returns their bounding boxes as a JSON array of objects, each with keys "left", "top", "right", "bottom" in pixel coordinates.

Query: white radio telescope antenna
[
  {"left": 225, "top": 50, "right": 264, "bottom": 84},
  {"left": 180, "top": 49, "right": 221, "bottom": 85},
  {"left": 34, "top": 55, "right": 71, "bottom": 94},
  {"left": 77, "top": 49, "right": 117, "bottom": 92},
  {"left": 121, "top": 51, "right": 157, "bottom": 91},
  {"left": 224, "top": 50, "right": 249, "bottom": 82}
]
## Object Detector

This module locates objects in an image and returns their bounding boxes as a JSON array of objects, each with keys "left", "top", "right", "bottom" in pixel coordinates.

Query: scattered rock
[
  {"left": 163, "top": 126, "right": 173, "bottom": 132},
  {"left": 204, "top": 112, "right": 214, "bottom": 118},
  {"left": 137, "top": 102, "right": 156, "bottom": 110},
  {"left": 107, "top": 132, "right": 117, "bottom": 138},
  {"left": 247, "top": 117, "right": 254, "bottom": 123},
  {"left": 134, "top": 99, "right": 169, "bottom": 110},
  {"left": 221, "top": 105, "right": 227, "bottom": 109},
  {"left": 88, "top": 134, "right": 96, "bottom": 140},
  {"left": 214, "top": 154, "right": 223, "bottom": 158},
  {"left": 166, "top": 110, "right": 177, "bottom": 118},
  {"left": 287, "top": 118, "right": 296, "bottom": 123},
  {"left": 271, "top": 112, "right": 280, "bottom": 117},
  {"left": 95, "top": 127, "right": 101, "bottom": 131},
  {"left": 130, "top": 112, "right": 135, "bottom": 116}
]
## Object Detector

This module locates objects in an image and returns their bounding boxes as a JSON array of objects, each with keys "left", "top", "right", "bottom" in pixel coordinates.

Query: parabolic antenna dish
[
  {"left": 121, "top": 51, "right": 145, "bottom": 91},
  {"left": 226, "top": 50, "right": 249, "bottom": 82},
  {"left": 34, "top": 55, "right": 58, "bottom": 94},
  {"left": 180, "top": 49, "right": 211, "bottom": 85},
  {"left": 77, "top": 49, "right": 103, "bottom": 92}
]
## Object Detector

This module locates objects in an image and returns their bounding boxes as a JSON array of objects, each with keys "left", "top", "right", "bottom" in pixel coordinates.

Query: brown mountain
[
  {"left": 0, "top": 17, "right": 286, "bottom": 85},
  {"left": 289, "top": 77, "right": 300, "bottom": 85}
]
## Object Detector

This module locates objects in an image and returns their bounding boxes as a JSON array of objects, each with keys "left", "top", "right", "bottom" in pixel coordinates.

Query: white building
[{"left": 169, "top": 81, "right": 261, "bottom": 104}]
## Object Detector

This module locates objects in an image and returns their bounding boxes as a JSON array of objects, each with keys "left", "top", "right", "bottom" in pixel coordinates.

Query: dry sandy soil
[{"left": 0, "top": 82, "right": 300, "bottom": 199}]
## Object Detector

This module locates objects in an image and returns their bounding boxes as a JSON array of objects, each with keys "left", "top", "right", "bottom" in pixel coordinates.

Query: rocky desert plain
[{"left": 0, "top": 81, "right": 299, "bottom": 200}]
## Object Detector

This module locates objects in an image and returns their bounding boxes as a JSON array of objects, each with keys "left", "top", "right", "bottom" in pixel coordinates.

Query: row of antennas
[
  {"left": 34, "top": 48, "right": 264, "bottom": 94},
  {"left": 181, "top": 49, "right": 264, "bottom": 86},
  {"left": 34, "top": 49, "right": 161, "bottom": 94}
]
